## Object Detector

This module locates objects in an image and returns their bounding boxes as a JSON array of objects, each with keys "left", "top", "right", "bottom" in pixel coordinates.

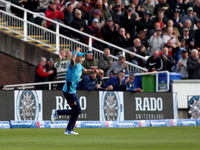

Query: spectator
[
  {"left": 98, "top": 48, "right": 113, "bottom": 75},
  {"left": 148, "top": 22, "right": 161, "bottom": 38},
  {"left": 88, "top": 9, "right": 104, "bottom": 26},
  {"left": 163, "top": 27, "right": 180, "bottom": 47},
  {"left": 159, "top": 46, "right": 175, "bottom": 72},
  {"left": 80, "top": 0, "right": 96, "bottom": 20},
  {"left": 45, "top": 0, "right": 65, "bottom": 29},
  {"left": 123, "top": 73, "right": 143, "bottom": 92},
  {"left": 176, "top": 49, "right": 188, "bottom": 78},
  {"left": 114, "top": 27, "right": 131, "bottom": 55},
  {"left": 164, "top": 19, "right": 180, "bottom": 38},
  {"left": 45, "top": 57, "right": 57, "bottom": 82},
  {"left": 63, "top": 3, "right": 74, "bottom": 26},
  {"left": 70, "top": 9, "right": 87, "bottom": 42},
  {"left": 148, "top": 27, "right": 164, "bottom": 55},
  {"left": 141, "top": 0, "right": 155, "bottom": 17},
  {"left": 182, "top": 19, "right": 195, "bottom": 39},
  {"left": 102, "top": 17, "right": 119, "bottom": 46},
  {"left": 155, "top": 0, "right": 170, "bottom": 17},
  {"left": 172, "top": 8, "right": 183, "bottom": 31},
  {"left": 0, "top": 85, "right": 6, "bottom": 90},
  {"left": 194, "top": 20, "right": 200, "bottom": 49},
  {"left": 106, "top": 55, "right": 129, "bottom": 76},
  {"left": 110, "top": 3, "right": 124, "bottom": 25},
  {"left": 65, "top": 49, "right": 72, "bottom": 59},
  {"left": 34, "top": 57, "right": 54, "bottom": 90},
  {"left": 180, "top": 27, "right": 193, "bottom": 50},
  {"left": 153, "top": 11, "right": 167, "bottom": 29},
  {"left": 82, "top": 51, "right": 98, "bottom": 77},
  {"left": 105, "top": 70, "right": 126, "bottom": 91},
  {"left": 11, "top": 0, "right": 25, "bottom": 18},
  {"left": 77, "top": 72, "right": 100, "bottom": 90},
  {"left": 187, "top": 49, "right": 200, "bottom": 79},
  {"left": 65, "top": 0, "right": 81, "bottom": 9},
  {"left": 86, "top": 18, "right": 104, "bottom": 50},
  {"left": 54, "top": 49, "right": 70, "bottom": 90},
  {"left": 54, "top": 0, "right": 65, "bottom": 10},
  {"left": 96, "top": 69, "right": 113, "bottom": 90},
  {"left": 182, "top": 7, "right": 198, "bottom": 30},
  {"left": 136, "top": 31, "right": 149, "bottom": 49},
  {"left": 145, "top": 50, "right": 163, "bottom": 71}
]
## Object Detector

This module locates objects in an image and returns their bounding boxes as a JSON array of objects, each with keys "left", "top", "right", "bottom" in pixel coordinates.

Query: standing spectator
[
  {"left": 45, "top": 0, "right": 65, "bottom": 29},
  {"left": 105, "top": 70, "right": 126, "bottom": 91},
  {"left": 159, "top": 47, "right": 175, "bottom": 72},
  {"left": 70, "top": 9, "right": 87, "bottom": 42},
  {"left": 98, "top": 48, "right": 113, "bottom": 75},
  {"left": 148, "top": 27, "right": 164, "bottom": 55},
  {"left": 187, "top": 49, "right": 200, "bottom": 79},
  {"left": 123, "top": 73, "right": 143, "bottom": 92},
  {"left": 176, "top": 49, "right": 188, "bottom": 78},
  {"left": 145, "top": 50, "right": 163, "bottom": 71},
  {"left": 86, "top": 18, "right": 104, "bottom": 50},
  {"left": 34, "top": 57, "right": 54, "bottom": 90},
  {"left": 63, "top": 3, "right": 74, "bottom": 26},
  {"left": 106, "top": 55, "right": 129, "bottom": 76},
  {"left": 82, "top": 51, "right": 98, "bottom": 77},
  {"left": 54, "top": 49, "right": 70, "bottom": 90}
]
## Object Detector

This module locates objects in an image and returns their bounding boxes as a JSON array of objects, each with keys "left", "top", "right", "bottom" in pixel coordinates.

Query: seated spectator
[
  {"left": 163, "top": 27, "right": 179, "bottom": 46},
  {"left": 187, "top": 49, "right": 200, "bottom": 79},
  {"left": 148, "top": 22, "right": 161, "bottom": 38},
  {"left": 54, "top": 49, "right": 70, "bottom": 90},
  {"left": 82, "top": 51, "right": 98, "bottom": 77},
  {"left": 86, "top": 18, "right": 104, "bottom": 50},
  {"left": 180, "top": 27, "right": 193, "bottom": 51},
  {"left": 153, "top": 10, "right": 167, "bottom": 29},
  {"left": 77, "top": 72, "right": 100, "bottom": 90},
  {"left": 148, "top": 27, "right": 164, "bottom": 55},
  {"left": 106, "top": 55, "right": 129, "bottom": 76},
  {"left": 159, "top": 47, "right": 175, "bottom": 72},
  {"left": 70, "top": 9, "right": 87, "bottom": 42},
  {"left": 34, "top": 57, "right": 54, "bottom": 90},
  {"left": 98, "top": 48, "right": 113, "bottom": 75},
  {"left": 145, "top": 50, "right": 163, "bottom": 71},
  {"left": 164, "top": 19, "right": 180, "bottom": 38},
  {"left": 172, "top": 8, "right": 183, "bottom": 32},
  {"left": 123, "top": 73, "right": 143, "bottom": 92},
  {"left": 110, "top": 3, "right": 124, "bottom": 25},
  {"left": 88, "top": 9, "right": 104, "bottom": 26},
  {"left": 176, "top": 49, "right": 188, "bottom": 79},
  {"left": 105, "top": 70, "right": 126, "bottom": 91},
  {"left": 109, "top": 70, "right": 117, "bottom": 78},
  {"left": 45, "top": 0, "right": 65, "bottom": 30},
  {"left": 45, "top": 57, "right": 57, "bottom": 82},
  {"left": 136, "top": 31, "right": 149, "bottom": 50},
  {"left": 141, "top": 0, "right": 155, "bottom": 17},
  {"left": 182, "top": 19, "right": 195, "bottom": 39},
  {"left": 96, "top": 69, "right": 113, "bottom": 90}
]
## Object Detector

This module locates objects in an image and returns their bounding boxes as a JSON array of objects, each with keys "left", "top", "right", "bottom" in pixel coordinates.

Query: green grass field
[{"left": 0, "top": 127, "right": 200, "bottom": 150}]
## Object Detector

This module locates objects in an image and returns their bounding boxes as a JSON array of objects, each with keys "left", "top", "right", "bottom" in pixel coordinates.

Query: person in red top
[
  {"left": 34, "top": 57, "right": 54, "bottom": 90},
  {"left": 45, "top": 0, "right": 65, "bottom": 29}
]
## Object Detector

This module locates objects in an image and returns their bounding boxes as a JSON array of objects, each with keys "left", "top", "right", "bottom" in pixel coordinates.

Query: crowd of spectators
[{"left": 6, "top": 0, "right": 200, "bottom": 90}]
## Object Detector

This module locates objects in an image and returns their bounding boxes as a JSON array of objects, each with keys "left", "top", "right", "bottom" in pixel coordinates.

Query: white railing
[
  {"left": 0, "top": 0, "right": 148, "bottom": 73},
  {"left": 5, "top": 71, "right": 170, "bottom": 92}
]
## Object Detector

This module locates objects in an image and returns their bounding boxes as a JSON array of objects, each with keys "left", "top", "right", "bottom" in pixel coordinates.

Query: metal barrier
[{"left": 0, "top": 0, "right": 148, "bottom": 73}]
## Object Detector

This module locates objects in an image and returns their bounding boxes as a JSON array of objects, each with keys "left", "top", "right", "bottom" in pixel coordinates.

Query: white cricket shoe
[
  {"left": 64, "top": 130, "right": 79, "bottom": 135},
  {"left": 51, "top": 109, "right": 58, "bottom": 124}
]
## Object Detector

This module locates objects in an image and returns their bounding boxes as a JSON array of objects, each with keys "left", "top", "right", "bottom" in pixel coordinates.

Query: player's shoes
[
  {"left": 64, "top": 130, "right": 79, "bottom": 135},
  {"left": 51, "top": 109, "right": 58, "bottom": 124}
]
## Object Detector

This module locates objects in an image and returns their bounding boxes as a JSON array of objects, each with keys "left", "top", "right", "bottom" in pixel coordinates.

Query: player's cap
[{"left": 72, "top": 51, "right": 85, "bottom": 57}]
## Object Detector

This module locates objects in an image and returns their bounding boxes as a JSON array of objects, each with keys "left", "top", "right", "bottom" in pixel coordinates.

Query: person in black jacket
[
  {"left": 187, "top": 49, "right": 200, "bottom": 79},
  {"left": 145, "top": 50, "right": 163, "bottom": 71},
  {"left": 70, "top": 9, "right": 87, "bottom": 42}
]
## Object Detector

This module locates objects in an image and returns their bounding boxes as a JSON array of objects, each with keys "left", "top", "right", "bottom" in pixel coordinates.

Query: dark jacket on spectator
[
  {"left": 77, "top": 75, "right": 98, "bottom": 90},
  {"left": 98, "top": 54, "right": 112, "bottom": 75},
  {"left": 105, "top": 76, "right": 126, "bottom": 91},
  {"left": 160, "top": 54, "right": 175, "bottom": 72},
  {"left": 187, "top": 55, "right": 200, "bottom": 79},
  {"left": 145, "top": 55, "right": 163, "bottom": 71}
]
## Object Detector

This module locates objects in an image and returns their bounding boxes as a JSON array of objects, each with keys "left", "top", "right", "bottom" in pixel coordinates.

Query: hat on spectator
[
  {"left": 174, "top": 9, "right": 180, "bottom": 13},
  {"left": 115, "top": 3, "right": 121, "bottom": 7},
  {"left": 85, "top": 50, "right": 93, "bottom": 55},
  {"left": 119, "top": 69, "right": 125, "bottom": 73},
  {"left": 180, "top": 47, "right": 187, "bottom": 53},
  {"left": 49, "top": 0, "right": 55, "bottom": 4},
  {"left": 93, "top": 9, "right": 102, "bottom": 15},
  {"left": 187, "top": 7, "right": 193, "bottom": 11},
  {"left": 144, "top": 10, "right": 151, "bottom": 16},
  {"left": 92, "top": 18, "right": 99, "bottom": 23},
  {"left": 118, "top": 55, "right": 125, "bottom": 61},
  {"left": 48, "top": 57, "right": 54, "bottom": 62},
  {"left": 110, "top": 70, "right": 117, "bottom": 75},
  {"left": 183, "top": 27, "right": 189, "bottom": 32},
  {"left": 107, "top": 17, "right": 113, "bottom": 22},
  {"left": 72, "top": 51, "right": 85, "bottom": 57},
  {"left": 127, "top": 7, "right": 133, "bottom": 11}
]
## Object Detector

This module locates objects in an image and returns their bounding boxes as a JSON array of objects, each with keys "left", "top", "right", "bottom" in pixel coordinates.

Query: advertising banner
[
  {"left": 14, "top": 90, "right": 43, "bottom": 121},
  {"left": 43, "top": 91, "right": 99, "bottom": 121},
  {"left": 99, "top": 91, "right": 124, "bottom": 121},
  {"left": 124, "top": 92, "right": 177, "bottom": 120}
]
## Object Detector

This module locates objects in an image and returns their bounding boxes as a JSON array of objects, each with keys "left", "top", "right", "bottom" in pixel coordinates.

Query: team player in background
[{"left": 51, "top": 47, "right": 99, "bottom": 135}]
